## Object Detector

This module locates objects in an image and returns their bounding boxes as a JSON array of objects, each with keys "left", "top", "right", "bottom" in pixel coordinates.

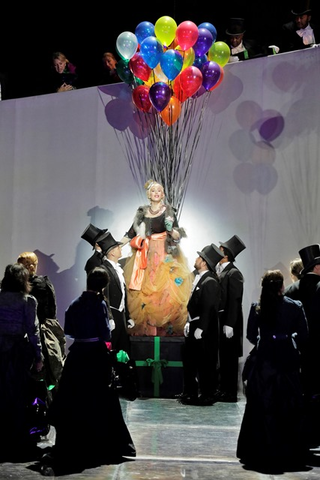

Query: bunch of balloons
[{"left": 115, "top": 16, "right": 230, "bottom": 126}]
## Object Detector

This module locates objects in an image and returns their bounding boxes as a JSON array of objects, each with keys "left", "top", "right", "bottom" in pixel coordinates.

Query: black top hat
[
  {"left": 299, "top": 244, "right": 320, "bottom": 274},
  {"left": 219, "top": 235, "right": 246, "bottom": 260},
  {"left": 81, "top": 224, "right": 107, "bottom": 247},
  {"left": 226, "top": 18, "right": 246, "bottom": 36},
  {"left": 96, "top": 231, "right": 123, "bottom": 256},
  {"left": 197, "top": 244, "right": 224, "bottom": 271},
  {"left": 291, "top": 0, "right": 312, "bottom": 15}
]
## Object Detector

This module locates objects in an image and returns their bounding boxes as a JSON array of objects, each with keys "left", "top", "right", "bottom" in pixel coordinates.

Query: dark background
[{"left": 1, "top": 1, "right": 319, "bottom": 100}]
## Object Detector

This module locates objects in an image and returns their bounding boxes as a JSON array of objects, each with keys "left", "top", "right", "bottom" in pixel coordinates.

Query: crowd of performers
[{"left": 1, "top": 178, "right": 320, "bottom": 473}]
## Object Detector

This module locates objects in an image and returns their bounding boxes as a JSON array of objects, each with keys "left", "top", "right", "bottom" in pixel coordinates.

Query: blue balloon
[
  {"left": 160, "top": 49, "right": 183, "bottom": 81},
  {"left": 140, "top": 36, "right": 164, "bottom": 69},
  {"left": 135, "top": 21, "right": 155, "bottom": 45},
  {"left": 198, "top": 22, "right": 217, "bottom": 43},
  {"left": 193, "top": 54, "right": 208, "bottom": 69}
]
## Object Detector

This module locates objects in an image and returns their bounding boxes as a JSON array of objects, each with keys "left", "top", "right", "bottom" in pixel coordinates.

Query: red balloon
[
  {"left": 132, "top": 85, "right": 152, "bottom": 112},
  {"left": 129, "top": 53, "right": 152, "bottom": 82},
  {"left": 173, "top": 75, "right": 188, "bottom": 102},
  {"left": 176, "top": 21, "right": 199, "bottom": 51},
  {"left": 179, "top": 66, "right": 203, "bottom": 98}
]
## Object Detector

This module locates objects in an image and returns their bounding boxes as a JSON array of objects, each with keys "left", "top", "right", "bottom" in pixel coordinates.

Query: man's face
[
  {"left": 108, "top": 245, "right": 122, "bottom": 262},
  {"left": 314, "top": 264, "right": 320, "bottom": 276},
  {"left": 219, "top": 246, "right": 228, "bottom": 264},
  {"left": 295, "top": 14, "right": 311, "bottom": 29},
  {"left": 194, "top": 256, "right": 204, "bottom": 271},
  {"left": 95, "top": 243, "right": 102, "bottom": 253},
  {"left": 228, "top": 33, "right": 244, "bottom": 48}
]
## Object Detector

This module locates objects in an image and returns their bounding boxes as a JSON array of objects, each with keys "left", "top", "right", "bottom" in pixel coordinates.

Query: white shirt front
[
  {"left": 107, "top": 259, "right": 125, "bottom": 312},
  {"left": 296, "top": 24, "right": 315, "bottom": 45}
]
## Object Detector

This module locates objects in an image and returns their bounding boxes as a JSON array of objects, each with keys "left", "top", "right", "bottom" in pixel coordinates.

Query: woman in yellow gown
[{"left": 121, "top": 180, "right": 193, "bottom": 336}]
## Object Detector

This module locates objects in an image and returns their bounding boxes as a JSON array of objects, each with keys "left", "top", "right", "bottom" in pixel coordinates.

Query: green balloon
[
  {"left": 208, "top": 41, "right": 230, "bottom": 67},
  {"left": 116, "top": 59, "right": 134, "bottom": 84}
]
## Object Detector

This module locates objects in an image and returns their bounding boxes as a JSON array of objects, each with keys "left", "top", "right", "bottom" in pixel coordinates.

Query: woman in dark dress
[
  {"left": 237, "top": 269, "right": 309, "bottom": 470},
  {"left": 17, "top": 251, "right": 65, "bottom": 395},
  {"left": 41, "top": 267, "right": 136, "bottom": 475},
  {"left": 121, "top": 179, "right": 192, "bottom": 336},
  {"left": 0, "top": 263, "right": 43, "bottom": 460}
]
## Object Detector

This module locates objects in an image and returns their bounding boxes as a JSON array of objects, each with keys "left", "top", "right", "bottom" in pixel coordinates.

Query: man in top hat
[
  {"left": 215, "top": 235, "right": 246, "bottom": 403},
  {"left": 96, "top": 231, "right": 135, "bottom": 354},
  {"left": 224, "top": 17, "right": 262, "bottom": 63},
  {"left": 81, "top": 223, "right": 107, "bottom": 275},
  {"left": 280, "top": 0, "right": 320, "bottom": 52},
  {"left": 178, "top": 244, "right": 224, "bottom": 406},
  {"left": 285, "top": 244, "right": 320, "bottom": 398}
]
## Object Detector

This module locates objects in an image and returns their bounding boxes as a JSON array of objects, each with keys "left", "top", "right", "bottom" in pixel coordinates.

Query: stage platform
[{"left": 2, "top": 396, "right": 320, "bottom": 479}]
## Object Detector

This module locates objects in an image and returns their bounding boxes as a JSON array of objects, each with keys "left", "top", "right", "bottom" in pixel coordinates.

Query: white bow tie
[{"left": 296, "top": 25, "right": 315, "bottom": 45}]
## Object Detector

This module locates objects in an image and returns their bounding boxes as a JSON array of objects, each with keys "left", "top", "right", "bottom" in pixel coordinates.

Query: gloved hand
[
  {"left": 268, "top": 45, "right": 280, "bottom": 54},
  {"left": 127, "top": 319, "right": 135, "bottom": 329},
  {"left": 164, "top": 217, "right": 173, "bottom": 232},
  {"left": 109, "top": 319, "right": 116, "bottom": 331},
  {"left": 184, "top": 322, "right": 190, "bottom": 337},
  {"left": 194, "top": 328, "right": 203, "bottom": 340},
  {"left": 223, "top": 325, "right": 234, "bottom": 338}
]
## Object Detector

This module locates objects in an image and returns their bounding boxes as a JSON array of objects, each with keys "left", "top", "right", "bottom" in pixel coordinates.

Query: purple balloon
[
  {"left": 149, "top": 82, "right": 171, "bottom": 112},
  {"left": 201, "top": 61, "right": 221, "bottom": 91},
  {"left": 193, "top": 28, "right": 213, "bottom": 57}
]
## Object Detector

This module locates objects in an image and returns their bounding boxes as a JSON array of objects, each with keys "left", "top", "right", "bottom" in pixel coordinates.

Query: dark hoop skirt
[{"left": 47, "top": 341, "right": 136, "bottom": 472}]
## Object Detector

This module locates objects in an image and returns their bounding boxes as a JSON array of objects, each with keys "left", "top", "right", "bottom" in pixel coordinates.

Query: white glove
[
  {"left": 223, "top": 325, "right": 233, "bottom": 338},
  {"left": 184, "top": 322, "right": 190, "bottom": 337},
  {"left": 268, "top": 45, "right": 280, "bottom": 54},
  {"left": 127, "top": 319, "right": 135, "bottom": 329},
  {"left": 194, "top": 328, "right": 203, "bottom": 340},
  {"left": 109, "top": 319, "right": 116, "bottom": 331}
]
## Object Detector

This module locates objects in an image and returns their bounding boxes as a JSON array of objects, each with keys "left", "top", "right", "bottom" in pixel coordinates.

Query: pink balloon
[
  {"left": 129, "top": 53, "right": 152, "bottom": 82},
  {"left": 179, "top": 66, "right": 203, "bottom": 98},
  {"left": 176, "top": 21, "right": 199, "bottom": 51}
]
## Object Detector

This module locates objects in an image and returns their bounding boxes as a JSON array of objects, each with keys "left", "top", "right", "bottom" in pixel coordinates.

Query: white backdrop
[{"left": 1, "top": 48, "right": 320, "bottom": 358}]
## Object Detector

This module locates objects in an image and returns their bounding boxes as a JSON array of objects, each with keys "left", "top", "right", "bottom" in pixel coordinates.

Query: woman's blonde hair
[
  {"left": 144, "top": 179, "right": 164, "bottom": 199},
  {"left": 17, "top": 251, "right": 38, "bottom": 276}
]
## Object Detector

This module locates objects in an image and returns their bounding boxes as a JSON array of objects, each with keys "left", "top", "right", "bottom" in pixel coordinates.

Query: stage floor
[{"left": 2, "top": 395, "right": 320, "bottom": 479}]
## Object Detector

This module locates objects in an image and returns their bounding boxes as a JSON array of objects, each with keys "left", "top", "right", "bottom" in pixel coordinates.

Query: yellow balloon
[
  {"left": 208, "top": 41, "right": 230, "bottom": 67},
  {"left": 181, "top": 47, "right": 195, "bottom": 71},
  {"left": 155, "top": 16, "right": 177, "bottom": 47},
  {"left": 154, "top": 63, "right": 169, "bottom": 83}
]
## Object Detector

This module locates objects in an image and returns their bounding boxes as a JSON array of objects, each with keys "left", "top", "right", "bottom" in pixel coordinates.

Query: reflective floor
[{"left": 2, "top": 395, "right": 320, "bottom": 479}]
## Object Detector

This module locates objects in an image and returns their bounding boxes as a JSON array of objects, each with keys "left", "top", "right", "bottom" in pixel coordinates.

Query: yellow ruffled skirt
[{"left": 123, "top": 237, "right": 193, "bottom": 336}]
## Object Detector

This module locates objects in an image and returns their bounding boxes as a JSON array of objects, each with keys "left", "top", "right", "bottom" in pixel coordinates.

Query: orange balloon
[{"left": 160, "top": 96, "right": 182, "bottom": 126}]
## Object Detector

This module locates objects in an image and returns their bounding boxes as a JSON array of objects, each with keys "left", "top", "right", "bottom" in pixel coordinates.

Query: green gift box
[{"left": 130, "top": 336, "right": 184, "bottom": 398}]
